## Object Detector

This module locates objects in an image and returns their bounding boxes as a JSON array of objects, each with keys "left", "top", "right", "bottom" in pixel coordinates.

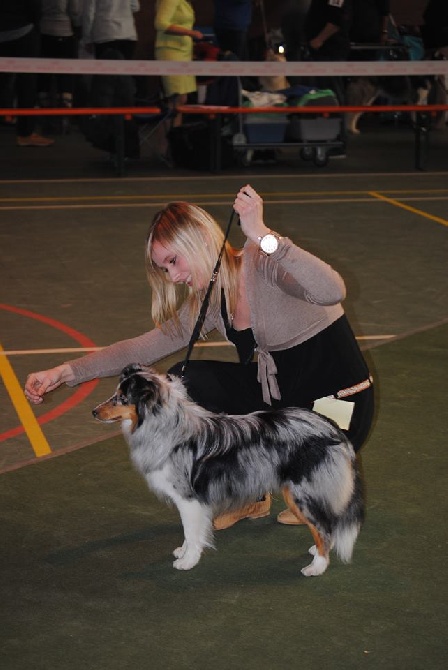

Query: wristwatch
[{"left": 258, "top": 232, "right": 280, "bottom": 255}]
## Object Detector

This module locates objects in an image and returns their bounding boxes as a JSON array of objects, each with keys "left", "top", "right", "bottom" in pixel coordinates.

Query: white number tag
[{"left": 312, "top": 396, "right": 354, "bottom": 430}]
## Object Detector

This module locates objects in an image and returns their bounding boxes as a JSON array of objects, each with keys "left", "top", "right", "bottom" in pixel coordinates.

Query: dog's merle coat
[{"left": 93, "top": 364, "right": 364, "bottom": 576}]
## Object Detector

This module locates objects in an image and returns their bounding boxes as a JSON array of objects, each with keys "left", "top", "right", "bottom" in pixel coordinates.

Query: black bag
[
  {"left": 83, "top": 115, "right": 140, "bottom": 159},
  {"left": 168, "top": 121, "right": 234, "bottom": 170}
]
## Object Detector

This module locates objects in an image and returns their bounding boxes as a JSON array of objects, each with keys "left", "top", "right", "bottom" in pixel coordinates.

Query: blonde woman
[{"left": 25, "top": 185, "right": 374, "bottom": 530}]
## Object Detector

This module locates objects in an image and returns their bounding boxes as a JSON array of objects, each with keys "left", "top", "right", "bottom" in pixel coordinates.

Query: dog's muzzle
[{"left": 92, "top": 396, "right": 138, "bottom": 429}]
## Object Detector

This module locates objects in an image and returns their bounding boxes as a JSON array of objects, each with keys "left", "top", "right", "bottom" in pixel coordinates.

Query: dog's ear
[
  {"left": 136, "top": 393, "right": 151, "bottom": 427},
  {"left": 122, "top": 372, "right": 162, "bottom": 428},
  {"left": 120, "top": 363, "right": 143, "bottom": 381},
  {"left": 135, "top": 384, "right": 166, "bottom": 427}
]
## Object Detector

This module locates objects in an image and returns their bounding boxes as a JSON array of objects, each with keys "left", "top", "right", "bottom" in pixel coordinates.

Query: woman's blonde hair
[{"left": 145, "top": 202, "right": 242, "bottom": 336}]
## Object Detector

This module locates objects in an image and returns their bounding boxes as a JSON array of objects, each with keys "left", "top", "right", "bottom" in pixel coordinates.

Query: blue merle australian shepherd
[{"left": 92, "top": 364, "right": 364, "bottom": 576}]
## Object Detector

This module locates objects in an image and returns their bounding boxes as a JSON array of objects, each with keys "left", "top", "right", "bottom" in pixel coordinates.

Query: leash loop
[{"left": 180, "top": 208, "right": 238, "bottom": 377}]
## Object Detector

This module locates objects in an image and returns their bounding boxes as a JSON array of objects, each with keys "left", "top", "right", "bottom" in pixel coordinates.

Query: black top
[
  {"left": 349, "top": 0, "right": 391, "bottom": 43},
  {"left": 0, "top": 0, "right": 41, "bottom": 31},
  {"left": 304, "top": 0, "right": 352, "bottom": 60},
  {"left": 305, "top": 0, "right": 352, "bottom": 34},
  {"left": 221, "top": 291, "right": 370, "bottom": 407},
  {"left": 221, "top": 292, "right": 256, "bottom": 365}
]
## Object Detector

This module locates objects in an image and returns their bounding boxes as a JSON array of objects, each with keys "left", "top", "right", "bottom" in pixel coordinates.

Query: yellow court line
[
  {"left": 0, "top": 342, "right": 51, "bottom": 457},
  {"left": 369, "top": 191, "right": 448, "bottom": 227}
]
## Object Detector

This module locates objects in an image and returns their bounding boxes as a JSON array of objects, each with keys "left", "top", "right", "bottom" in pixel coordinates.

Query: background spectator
[
  {"left": 421, "top": 0, "right": 448, "bottom": 52},
  {"left": 349, "top": 0, "right": 391, "bottom": 46},
  {"left": 0, "top": 0, "right": 54, "bottom": 146},
  {"left": 82, "top": 0, "right": 139, "bottom": 60},
  {"left": 39, "top": 0, "right": 82, "bottom": 111},
  {"left": 281, "top": 0, "right": 312, "bottom": 64},
  {"left": 304, "top": 0, "right": 352, "bottom": 63},
  {"left": 302, "top": 0, "right": 353, "bottom": 104},
  {"left": 421, "top": 0, "right": 448, "bottom": 129},
  {"left": 154, "top": 0, "right": 203, "bottom": 124},
  {"left": 213, "top": 0, "right": 253, "bottom": 60}
]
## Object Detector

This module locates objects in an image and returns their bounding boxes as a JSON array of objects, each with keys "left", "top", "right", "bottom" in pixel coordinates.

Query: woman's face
[{"left": 151, "top": 239, "right": 196, "bottom": 288}]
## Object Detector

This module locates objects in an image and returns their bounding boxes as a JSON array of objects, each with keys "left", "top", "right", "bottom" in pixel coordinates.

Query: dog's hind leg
[
  {"left": 282, "top": 487, "right": 331, "bottom": 577},
  {"left": 172, "top": 498, "right": 214, "bottom": 571},
  {"left": 300, "top": 526, "right": 331, "bottom": 577}
]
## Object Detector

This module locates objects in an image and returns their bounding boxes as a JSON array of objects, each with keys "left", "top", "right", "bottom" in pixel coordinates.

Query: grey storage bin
[{"left": 287, "top": 116, "right": 342, "bottom": 142}]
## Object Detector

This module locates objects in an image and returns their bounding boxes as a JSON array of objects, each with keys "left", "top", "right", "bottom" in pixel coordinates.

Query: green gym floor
[{"left": 1, "top": 119, "right": 447, "bottom": 669}]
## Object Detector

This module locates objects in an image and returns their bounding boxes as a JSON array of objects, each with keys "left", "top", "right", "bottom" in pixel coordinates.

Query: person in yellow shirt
[{"left": 154, "top": 0, "right": 203, "bottom": 125}]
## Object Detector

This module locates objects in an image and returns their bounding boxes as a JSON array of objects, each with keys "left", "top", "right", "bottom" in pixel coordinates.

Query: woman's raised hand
[{"left": 233, "top": 184, "right": 270, "bottom": 243}]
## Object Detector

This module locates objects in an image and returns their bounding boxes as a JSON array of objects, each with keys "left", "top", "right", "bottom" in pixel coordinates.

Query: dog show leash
[{"left": 180, "top": 208, "right": 238, "bottom": 379}]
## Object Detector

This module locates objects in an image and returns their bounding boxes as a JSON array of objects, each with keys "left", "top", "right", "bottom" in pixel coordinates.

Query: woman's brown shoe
[
  {"left": 276, "top": 508, "right": 306, "bottom": 525},
  {"left": 213, "top": 494, "right": 271, "bottom": 531}
]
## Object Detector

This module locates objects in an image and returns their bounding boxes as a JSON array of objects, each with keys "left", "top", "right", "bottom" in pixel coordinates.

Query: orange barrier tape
[
  {"left": 0, "top": 106, "right": 162, "bottom": 116},
  {"left": 1, "top": 104, "right": 447, "bottom": 117}
]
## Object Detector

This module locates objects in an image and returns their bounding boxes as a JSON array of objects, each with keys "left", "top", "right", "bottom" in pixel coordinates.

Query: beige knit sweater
[{"left": 67, "top": 236, "right": 345, "bottom": 404}]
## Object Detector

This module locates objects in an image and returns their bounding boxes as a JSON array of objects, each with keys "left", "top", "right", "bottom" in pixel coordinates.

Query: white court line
[
  {"left": 1, "top": 172, "right": 448, "bottom": 185},
  {"left": 0, "top": 336, "right": 395, "bottom": 356}
]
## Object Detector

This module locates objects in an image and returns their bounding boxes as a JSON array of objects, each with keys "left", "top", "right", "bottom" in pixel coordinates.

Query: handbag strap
[{"left": 180, "top": 209, "right": 238, "bottom": 377}]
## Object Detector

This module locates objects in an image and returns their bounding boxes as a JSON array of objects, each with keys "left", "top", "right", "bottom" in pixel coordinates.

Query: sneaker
[{"left": 17, "top": 133, "right": 55, "bottom": 147}]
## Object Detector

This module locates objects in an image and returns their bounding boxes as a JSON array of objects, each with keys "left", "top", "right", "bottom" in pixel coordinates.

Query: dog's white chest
[{"left": 146, "top": 466, "right": 173, "bottom": 498}]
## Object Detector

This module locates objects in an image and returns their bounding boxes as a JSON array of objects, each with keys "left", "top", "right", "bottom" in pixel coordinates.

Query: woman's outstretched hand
[
  {"left": 233, "top": 184, "right": 270, "bottom": 243},
  {"left": 24, "top": 364, "right": 73, "bottom": 404}
]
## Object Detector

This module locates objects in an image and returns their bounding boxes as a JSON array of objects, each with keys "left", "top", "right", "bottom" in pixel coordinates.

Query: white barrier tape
[{"left": 1, "top": 57, "right": 447, "bottom": 77}]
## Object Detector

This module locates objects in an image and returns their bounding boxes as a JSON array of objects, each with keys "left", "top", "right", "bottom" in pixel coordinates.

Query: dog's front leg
[{"left": 172, "top": 499, "right": 213, "bottom": 570}]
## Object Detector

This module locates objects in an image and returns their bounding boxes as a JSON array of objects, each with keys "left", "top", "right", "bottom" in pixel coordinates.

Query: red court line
[{"left": 0, "top": 304, "right": 99, "bottom": 442}]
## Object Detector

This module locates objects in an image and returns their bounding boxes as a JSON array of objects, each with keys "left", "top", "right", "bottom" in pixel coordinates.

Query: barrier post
[
  {"left": 414, "top": 111, "right": 431, "bottom": 171},
  {"left": 113, "top": 114, "right": 125, "bottom": 176}
]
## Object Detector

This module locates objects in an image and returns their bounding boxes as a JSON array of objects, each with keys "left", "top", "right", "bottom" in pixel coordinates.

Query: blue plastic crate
[{"left": 243, "top": 115, "right": 288, "bottom": 143}]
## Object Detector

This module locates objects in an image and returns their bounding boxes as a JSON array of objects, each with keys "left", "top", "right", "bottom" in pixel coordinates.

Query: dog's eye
[{"left": 115, "top": 394, "right": 128, "bottom": 406}]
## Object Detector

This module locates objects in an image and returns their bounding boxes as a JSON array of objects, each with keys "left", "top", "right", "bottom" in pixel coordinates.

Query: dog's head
[
  {"left": 264, "top": 47, "right": 286, "bottom": 64},
  {"left": 92, "top": 364, "right": 175, "bottom": 433}
]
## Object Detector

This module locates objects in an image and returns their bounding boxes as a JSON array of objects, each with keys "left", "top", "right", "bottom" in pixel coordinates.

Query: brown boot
[
  {"left": 213, "top": 494, "right": 271, "bottom": 531},
  {"left": 276, "top": 508, "right": 306, "bottom": 525}
]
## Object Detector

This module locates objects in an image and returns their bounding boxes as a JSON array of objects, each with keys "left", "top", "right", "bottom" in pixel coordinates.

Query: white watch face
[{"left": 260, "top": 233, "right": 278, "bottom": 254}]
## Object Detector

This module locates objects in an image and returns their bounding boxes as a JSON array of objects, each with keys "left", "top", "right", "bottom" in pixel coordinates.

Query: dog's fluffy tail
[
  {"left": 333, "top": 522, "right": 362, "bottom": 563},
  {"left": 333, "top": 467, "right": 364, "bottom": 563}
]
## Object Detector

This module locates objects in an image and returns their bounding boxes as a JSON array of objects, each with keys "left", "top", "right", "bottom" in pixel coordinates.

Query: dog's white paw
[
  {"left": 173, "top": 544, "right": 186, "bottom": 559},
  {"left": 301, "top": 554, "right": 329, "bottom": 577},
  {"left": 173, "top": 552, "right": 201, "bottom": 571},
  {"left": 308, "top": 544, "right": 317, "bottom": 556}
]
